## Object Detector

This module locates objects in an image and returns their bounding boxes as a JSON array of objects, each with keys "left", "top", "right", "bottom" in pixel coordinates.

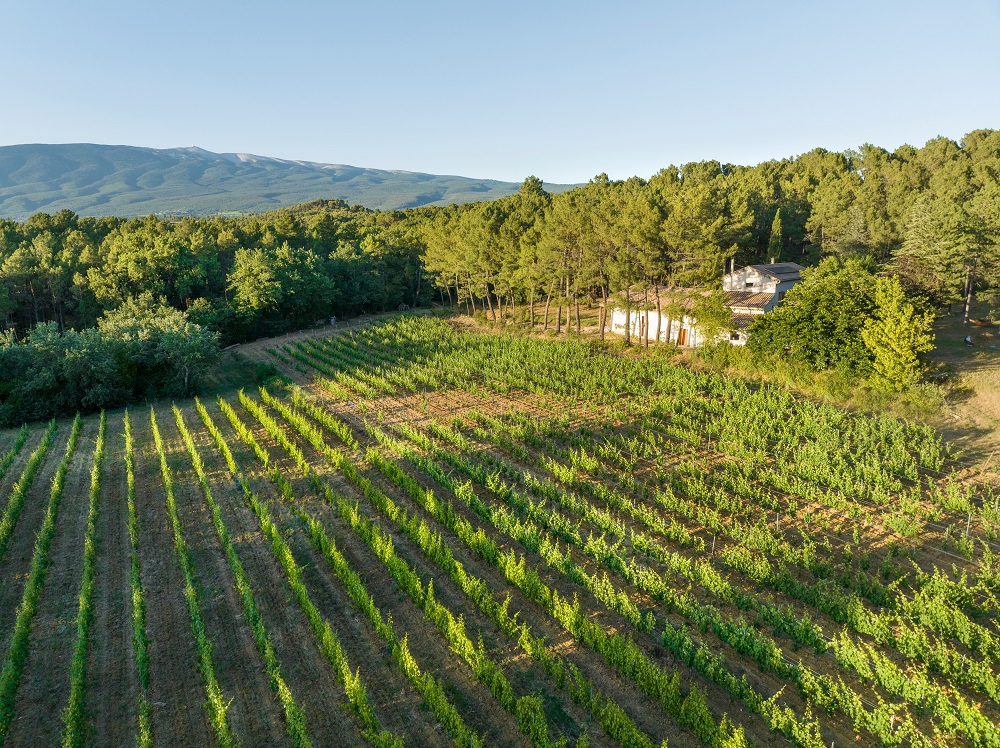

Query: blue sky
[{"left": 4, "top": 0, "right": 999, "bottom": 183}]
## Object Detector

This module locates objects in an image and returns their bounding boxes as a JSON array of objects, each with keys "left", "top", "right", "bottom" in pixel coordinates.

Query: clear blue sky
[{"left": 4, "top": 0, "right": 999, "bottom": 183}]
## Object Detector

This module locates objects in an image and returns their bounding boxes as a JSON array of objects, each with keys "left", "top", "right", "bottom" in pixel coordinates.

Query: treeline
[
  {"left": 0, "top": 199, "right": 429, "bottom": 343},
  {"left": 2, "top": 130, "right": 998, "bottom": 344},
  {"left": 421, "top": 130, "right": 999, "bottom": 321},
  {"left": 0, "top": 130, "right": 997, "bottom": 418}
]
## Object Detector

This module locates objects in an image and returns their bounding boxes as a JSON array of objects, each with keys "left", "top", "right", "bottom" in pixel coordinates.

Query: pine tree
[
  {"left": 768, "top": 208, "right": 783, "bottom": 261},
  {"left": 891, "top": 195, "right": 967, "bottom": 306},
  {"left": 861, "top": 276, "right": 935, "bottom": 391}
]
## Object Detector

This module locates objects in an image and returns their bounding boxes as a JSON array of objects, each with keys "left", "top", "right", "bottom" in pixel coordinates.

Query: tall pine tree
[{"left": 768, "top": 209, "right": 783, "bottom": 261}]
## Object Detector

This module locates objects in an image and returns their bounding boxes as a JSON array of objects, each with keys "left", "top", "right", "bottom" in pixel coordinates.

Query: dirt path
[
  {"left": 133, "top": 413, "right": 215, "bottom": 748},
  {"left": 0, "top": 425, "right": 69, "bottom": 656},
  {"left": 232, "top": 312, "right": 428, "bottom": 359},
  {"left": 85, "top": 414, "right": 139, "bottom": 747},
  {"left": 159, "top": 407, "right": 289, "bottom": 747},
  {"left": 5, "top": 422, "right": 95, "bottom": 746}
]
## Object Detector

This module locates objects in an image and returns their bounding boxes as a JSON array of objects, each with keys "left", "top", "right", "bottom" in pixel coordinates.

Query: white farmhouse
[
  {"left": 605, "top": 261, "right": 805, "bottom": 347},
  {"left": 722, "top": 262, "right": 804, "bottom": 345}
]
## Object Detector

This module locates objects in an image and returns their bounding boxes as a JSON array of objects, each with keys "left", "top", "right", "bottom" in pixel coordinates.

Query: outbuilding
[
  {"left": 606, "top": 288, "right": 712, "bottom": 346},
  {"left": 604, "top": 262, "right": 806, "bottom": 347}
]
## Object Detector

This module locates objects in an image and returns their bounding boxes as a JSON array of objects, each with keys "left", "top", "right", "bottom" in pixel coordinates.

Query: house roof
[
  {"left": 731, "top": 314, "right": 756, "bottom": 331},
  {"left": 746, "top": 262, "right": 804, "bottom": 282},
  {"left": 724, "top": 291, "right": 774, "bottom": 310}
]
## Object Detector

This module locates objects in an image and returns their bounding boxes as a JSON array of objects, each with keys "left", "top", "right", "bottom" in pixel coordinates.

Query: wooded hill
[{"left": 0, "top": 144, "right": 576, "bottom": 219}]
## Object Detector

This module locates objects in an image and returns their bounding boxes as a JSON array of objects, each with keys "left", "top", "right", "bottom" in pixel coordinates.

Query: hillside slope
[{"left": 0, "top": 143, "right": 574, "bottom": 219}]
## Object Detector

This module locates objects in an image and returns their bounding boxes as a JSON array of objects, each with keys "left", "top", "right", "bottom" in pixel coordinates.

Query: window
[
  {"left": 730, "top": 332, "right": 741, "bottom": 341},
  {"left": 745, "top": 281, "right": 754, "bottom": 288}
]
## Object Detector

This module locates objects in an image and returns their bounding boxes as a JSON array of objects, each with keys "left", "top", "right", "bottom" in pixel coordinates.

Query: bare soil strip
[
  {"left": 4, "top": 425, "right": 94, "bottom": 746},
  {"left": 158, "top": 408, "right": 289, "bottom": 747},
  {"left": 85, "top": 416, "right": 139, "bottom": 748},
  {"left": 133, "top": 413, "right": 215, "bottom": 747},
  {"left": 0, "top": 427, "right": 68, "bottom": 657}
]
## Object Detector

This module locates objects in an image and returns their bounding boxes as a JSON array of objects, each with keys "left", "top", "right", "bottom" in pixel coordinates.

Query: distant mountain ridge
[{"left": 0, "top": 143, "right": 575, "bottom": 220}]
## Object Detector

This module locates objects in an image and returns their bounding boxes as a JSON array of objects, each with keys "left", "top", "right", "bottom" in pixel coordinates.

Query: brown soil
[
  {"left": 133, "top": 412, "right": 215, "bottom": 747},
  {"left": 190, "top": 401, "right": 373, "bottom": 746},
  {"left": 5, "top": 423, "right": 96, "bottom": 746},
  {"left": 85, "top": 415, "right": 140, "bottom": 748},
  {"left": 157, "top": 407, "right": 289, "bottom": 746},
  {"left": 0, "top": 425, "right": 70, "bottom": 657}
]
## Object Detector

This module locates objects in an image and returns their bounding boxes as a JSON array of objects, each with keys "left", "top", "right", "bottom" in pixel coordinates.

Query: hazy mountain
[{"left": 0, "top": 143, "right": 576, "bottom": 220}]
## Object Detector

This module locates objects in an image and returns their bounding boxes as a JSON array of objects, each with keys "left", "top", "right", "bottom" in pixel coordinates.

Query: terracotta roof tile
[{"left": 724, "top": 291, "right": 774, "bottom": 310}]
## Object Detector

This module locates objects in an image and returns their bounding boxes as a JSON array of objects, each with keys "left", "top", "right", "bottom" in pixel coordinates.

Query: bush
[
  {"left": 0, "top": 295, "right": 219, "bottom": 425},
  {"left": 254, "top": 362, "right": 282, "bottom": 385},
  {"left": 747, "top": 256, "right": 876, "bottom": 375},
  {"left": 695, "top": 341, "right": 752, "bottom": 369}
]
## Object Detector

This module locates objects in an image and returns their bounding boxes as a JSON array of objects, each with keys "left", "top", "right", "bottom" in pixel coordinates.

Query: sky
[{"left": 3, "top": 0, "right": 999, "bottom": 184}]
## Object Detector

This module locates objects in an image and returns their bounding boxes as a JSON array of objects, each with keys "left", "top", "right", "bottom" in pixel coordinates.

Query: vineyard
[{"left": 0, "top": 314, "right": 996, "bottom": 748}]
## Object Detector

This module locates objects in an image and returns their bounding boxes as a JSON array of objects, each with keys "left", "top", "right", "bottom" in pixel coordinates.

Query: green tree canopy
[
  {"left": 861, "top": 276, "right": 935, "bottom": 391},
  {"left": 768, "top": 209, "right": 783, "bottom": 261},
  {"left": 747, "top": 256, "right": 877, "bottom": 374},
  {"left": 0, "top": 294, "right": 219, "bottom": 424}
]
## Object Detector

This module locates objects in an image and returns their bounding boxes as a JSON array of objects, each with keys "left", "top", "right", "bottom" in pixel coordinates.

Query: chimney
[
  {"left": 729, "top": 258, "right": 735, "bottom": 273},
  {"left": 769, "top": 256, "right": 775, "bottom": 264}
]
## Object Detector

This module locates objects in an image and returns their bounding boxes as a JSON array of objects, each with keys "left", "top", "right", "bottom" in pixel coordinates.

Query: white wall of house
[
  {"left": 722, "top": 267, "right": 799, "bottom": 297},
  {"left": 727, "top": 330, "right": 749, "bottom": 346},
  {"left": 608, "top": 308, "right": 706, "bottom": 346}
]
